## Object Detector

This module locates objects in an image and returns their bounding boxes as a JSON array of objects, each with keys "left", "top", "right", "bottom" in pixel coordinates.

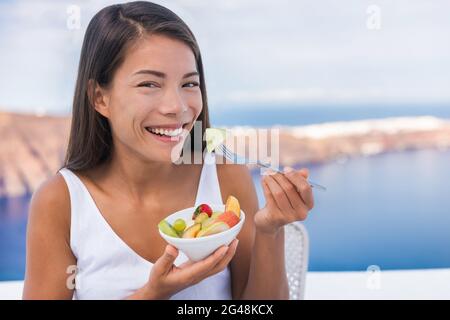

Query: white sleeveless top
[{"left": 59, "top": 152, "right": 232, "bottom": 300}]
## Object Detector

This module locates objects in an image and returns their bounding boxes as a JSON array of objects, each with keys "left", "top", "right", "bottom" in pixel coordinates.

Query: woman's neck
[{"left": 99, "top": 146, "right": 183, "bottom": 204}]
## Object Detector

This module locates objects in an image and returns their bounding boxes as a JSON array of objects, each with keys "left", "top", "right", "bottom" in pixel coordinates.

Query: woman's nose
[{"left": 158, "top": 88, "right": 187, "bottom": 115}]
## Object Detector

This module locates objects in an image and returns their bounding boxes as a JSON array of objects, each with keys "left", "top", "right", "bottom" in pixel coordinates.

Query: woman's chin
[
  {"left": 143, "top": 144, "right": 184, "bottom": 164},
  {"left": 142, "top": 130, "right": 191, "bottom": 163}
]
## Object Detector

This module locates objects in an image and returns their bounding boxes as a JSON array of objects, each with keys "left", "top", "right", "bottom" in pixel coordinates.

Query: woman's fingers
[
  {"left": 205, "top": 239, "right": 239, "bottom": 277},
  {"left": 284, "top": 167, "right": 314, "bottom": 210},
  {"left": 270, "top": 170, "right": 309, "bottom": 221},
  {"left": 152, "top": 245, "right": 179, "bottom": 276},
  {"left": 172, "top": 244, "right": 229, "bottom": 285},
  {"left": 262, "top": 174, "right": 294, "bottom": 213},
  {"left": 299, "top": 168, "right": 309, "bottom": 179},
  {"left": 270, "top": 171, "right": 304, "bottom": 212},
  {"left": 262, "top": 168, "right": 313, "bottom": 222},
  {"left": 261, "top": 178, "right": 276, "bottom": 206}
]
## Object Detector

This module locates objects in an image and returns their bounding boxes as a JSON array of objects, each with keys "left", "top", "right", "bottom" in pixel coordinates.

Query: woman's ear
[{"left": 88, "top": 79, "right": 110, "bottom": 118}]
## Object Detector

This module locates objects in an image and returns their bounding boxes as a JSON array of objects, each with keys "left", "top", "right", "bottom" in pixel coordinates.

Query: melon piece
[
  {"left": 182, "top": 223, "right": 202, "bottom": 238},
  {"left": 194, "top": 212, "right": 209, "bottom": 224},
  {"left": 205, "top": 128, "right": 227, "bottom": 153},
  {"left": 196, "top": 222, "right": 230, "bottom": 238},
  {"left": 158, "top": 220, "right": 179, "bottom": 238}
]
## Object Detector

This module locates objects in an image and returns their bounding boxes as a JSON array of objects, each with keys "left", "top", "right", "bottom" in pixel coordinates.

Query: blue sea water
[
  {"left": 1, "top": 104, "right": 450, "bottom": 280},
  {"left": 252, "top": 149, "right": 450, "bottom": 271},
  {"left": 210, "top": 104, "right": 450, "bottom": 126},
  {"left": 0, "top": 195, "right": 29, "bottom": 281}
]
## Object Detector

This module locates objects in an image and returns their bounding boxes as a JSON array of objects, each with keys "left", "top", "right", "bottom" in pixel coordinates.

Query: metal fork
[{"left": 218, "top": 144, "right": 327, "bottom": 192}]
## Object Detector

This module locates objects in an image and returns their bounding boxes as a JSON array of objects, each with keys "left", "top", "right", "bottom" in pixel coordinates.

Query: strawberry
[{"left": 192, "top": 203, "right": 213, "bottom": 219}]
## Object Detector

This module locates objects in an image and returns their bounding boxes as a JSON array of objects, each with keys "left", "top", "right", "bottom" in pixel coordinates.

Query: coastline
[
  {"left": 225, "top": 116, "right": 450, "bottom": 168},
  {"left": 0, "top": 111, "right": 449, "bottom": 198}
]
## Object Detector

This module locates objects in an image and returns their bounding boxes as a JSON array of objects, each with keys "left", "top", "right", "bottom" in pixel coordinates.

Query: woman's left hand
[{"left": 255, "top": 167, "right": 314, "bottom": 235}]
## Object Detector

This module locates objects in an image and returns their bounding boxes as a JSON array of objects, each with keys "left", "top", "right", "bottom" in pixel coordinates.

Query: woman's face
[{"left": 97, "top": 34, "right": 203, "bottom": 163}]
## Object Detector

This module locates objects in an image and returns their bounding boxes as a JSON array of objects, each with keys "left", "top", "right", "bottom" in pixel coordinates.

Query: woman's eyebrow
[{"left": 132, "top": 69, "right": 199, "bottom": 79}]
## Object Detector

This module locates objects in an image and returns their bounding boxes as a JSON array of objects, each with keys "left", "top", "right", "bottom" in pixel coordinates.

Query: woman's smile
[{"left": 145, "top": 122, "right": 190, "bottom": 144}]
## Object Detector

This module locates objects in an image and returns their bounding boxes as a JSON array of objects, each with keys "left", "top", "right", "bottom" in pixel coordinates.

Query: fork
[{"left": 217, "top": 144, "right": 327, "bottom": 192}]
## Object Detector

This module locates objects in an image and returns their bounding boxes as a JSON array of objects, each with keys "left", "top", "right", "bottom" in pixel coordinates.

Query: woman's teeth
[{"left": 147, "top": 127, "right": 183, "bottom": 137}]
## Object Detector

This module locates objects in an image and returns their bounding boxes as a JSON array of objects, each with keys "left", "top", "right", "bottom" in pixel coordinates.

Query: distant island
[{"left": 0, "top": 111, "right": 449, "bottom": 198}]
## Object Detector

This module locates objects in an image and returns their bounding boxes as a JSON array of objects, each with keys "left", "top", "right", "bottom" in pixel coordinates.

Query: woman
[{"left": 23, "top": 1, "right": 314, "bottom": 300}]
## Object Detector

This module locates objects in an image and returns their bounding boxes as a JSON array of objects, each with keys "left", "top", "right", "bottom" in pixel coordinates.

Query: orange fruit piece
[{"left": 225, "top": 195, "right": 240, "bottom": 218}]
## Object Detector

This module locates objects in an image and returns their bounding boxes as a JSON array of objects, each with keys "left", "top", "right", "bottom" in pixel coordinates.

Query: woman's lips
[
  {"left": 145, "top": 123, "right": 184, "bottom": 130},
  {"left": 145, "top": 123, "right": 189, "bottom": 144}
]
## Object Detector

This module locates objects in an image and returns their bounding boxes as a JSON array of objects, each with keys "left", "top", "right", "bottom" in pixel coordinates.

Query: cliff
[
  {"left": 1, "top": 111, "right": 449, "bottom": 198},
  {"left": 0, "top": 112, "right": 70, "bottom": 198}
]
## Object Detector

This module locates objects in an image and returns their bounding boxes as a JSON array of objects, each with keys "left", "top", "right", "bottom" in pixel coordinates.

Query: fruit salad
[{"left": 158, "top": 195, "right": 241, "bottom": 238}]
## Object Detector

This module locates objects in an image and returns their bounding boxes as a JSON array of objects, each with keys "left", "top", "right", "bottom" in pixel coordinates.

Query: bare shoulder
[
  {"left": 24, "top": 173, "right": 75, "bottom": 299},
  {"left": 28, "top": 172, "right": 71, "bottom": 237},
  {"left": 215, "top": 156, "right": 259, "bottom": 213}
]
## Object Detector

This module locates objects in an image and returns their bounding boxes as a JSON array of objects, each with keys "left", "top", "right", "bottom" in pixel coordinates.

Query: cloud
[{"left": 0, "top": 0, "right": 449, "bottom": 114}]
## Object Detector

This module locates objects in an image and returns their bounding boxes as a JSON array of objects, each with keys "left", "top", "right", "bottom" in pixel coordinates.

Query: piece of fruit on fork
[{"left": 205, "top": 128, "right": 227, "bottom": 153}]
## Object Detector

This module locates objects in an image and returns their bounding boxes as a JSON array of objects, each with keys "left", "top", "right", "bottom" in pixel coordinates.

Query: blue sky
[{"left": 0, "top": 0, "right": 449, "bottom": 115}]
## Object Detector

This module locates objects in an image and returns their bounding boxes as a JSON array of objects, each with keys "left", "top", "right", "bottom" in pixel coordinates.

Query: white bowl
[{"left": 158, "top": 204, "right": 245, "bottom": 262}]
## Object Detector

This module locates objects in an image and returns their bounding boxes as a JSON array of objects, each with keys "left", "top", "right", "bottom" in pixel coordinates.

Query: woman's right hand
[{"left": 141, "top": 239, "right": 239, "bottom": 299}]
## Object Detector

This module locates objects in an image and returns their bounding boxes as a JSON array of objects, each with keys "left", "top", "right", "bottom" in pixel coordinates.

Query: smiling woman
[
  {"left": 64, "top": 3, "right": 210, "bottom": 169},
  {"left": 23, "top": 1, "right": 233, "bottom": 300},
  {"left": 22, "top": 1, "right": 314, "bottom": 301}
]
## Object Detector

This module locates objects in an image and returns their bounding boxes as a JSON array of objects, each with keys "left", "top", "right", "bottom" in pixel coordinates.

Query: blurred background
[{"left": 0, "top": 0, "right": 449, "bottom": 296}]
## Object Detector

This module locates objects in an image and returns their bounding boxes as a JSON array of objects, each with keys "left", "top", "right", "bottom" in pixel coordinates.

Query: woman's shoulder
[
  {"left": 215, "top": 154, "right": 259, "bottom": 212},
  {"left": 32, "top": 171, "right": 70, "bottom": 207},
  {"left": 24, "top": 172, "right": 75, "bottom": 299},
  {"left": 214, "top": 152, "right": 250, "bottom": 181},
  {"left": 28, "top": 172, "right": 71, "bottom": 232}
]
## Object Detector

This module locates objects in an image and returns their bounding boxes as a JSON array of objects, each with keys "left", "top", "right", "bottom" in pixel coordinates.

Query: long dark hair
[{"left": 63, "top": 1, "right": 210, "bottom": 171}]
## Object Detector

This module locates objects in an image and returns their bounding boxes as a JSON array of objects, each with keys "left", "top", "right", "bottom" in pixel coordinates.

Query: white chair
[{"left": 284, "top": 222, "right": 309, "bottom": 300}]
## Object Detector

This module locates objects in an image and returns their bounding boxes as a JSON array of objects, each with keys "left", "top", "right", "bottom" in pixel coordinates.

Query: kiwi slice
[{"left": 158, "top": 220, "right": 179, "bottom": 238}]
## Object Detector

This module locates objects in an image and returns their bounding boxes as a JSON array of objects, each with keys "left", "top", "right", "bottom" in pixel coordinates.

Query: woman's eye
[
  {"left": 138, "top": 82, "right": 159, "bottom": 88},
  {"left": 183, "top": 82, "right": 199, "bottom": 88}
]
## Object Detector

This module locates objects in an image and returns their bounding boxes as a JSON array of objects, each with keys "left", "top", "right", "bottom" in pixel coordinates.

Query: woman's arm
[
  {"left": 239, "top": 228, "right": 289, "bottom": 299},
  {"left": 218, "top": 164, "right": 288, "bottom": 299},
  {"left": 22, "top": 174, "right": 77, "bottom": 299},
  {"left": 219, "top": 164, "right": 312, "bottom": 300}
]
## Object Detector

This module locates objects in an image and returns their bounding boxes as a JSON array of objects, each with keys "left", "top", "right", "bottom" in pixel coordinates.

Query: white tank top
[{"left": 59, "top": 152, "right": 232, "bottom": 300}]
